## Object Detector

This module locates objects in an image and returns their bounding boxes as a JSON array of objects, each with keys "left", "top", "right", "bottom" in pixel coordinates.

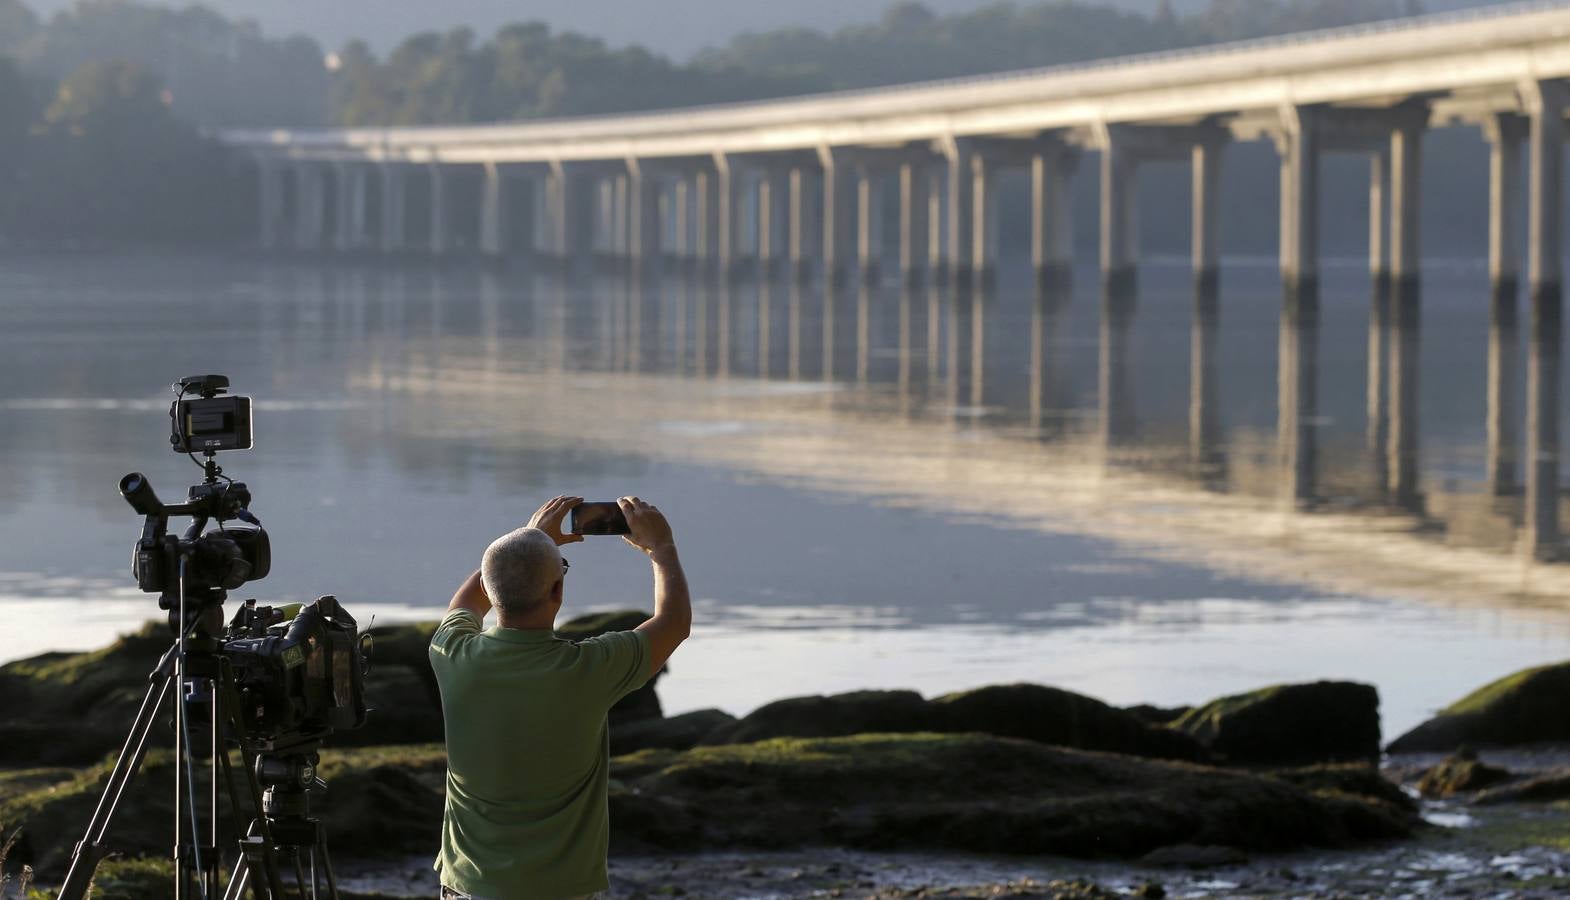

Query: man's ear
[{"left": 550, "top": 578, "right": 565, "bottom": 606}]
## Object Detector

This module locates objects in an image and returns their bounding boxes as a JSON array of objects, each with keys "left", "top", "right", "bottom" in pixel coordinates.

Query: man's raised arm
[{"left": 623, "top": 497, "right": 691, "bottom": 679}]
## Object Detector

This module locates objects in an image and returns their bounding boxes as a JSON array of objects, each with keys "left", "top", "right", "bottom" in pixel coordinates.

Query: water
[{"left": 2, "top": 249, "right": 1568, "bottom": 740}]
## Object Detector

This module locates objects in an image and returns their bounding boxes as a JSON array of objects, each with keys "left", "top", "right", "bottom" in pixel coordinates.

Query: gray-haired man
[{"left": 429, "top": 496, "right": 691, "bottom": 900}]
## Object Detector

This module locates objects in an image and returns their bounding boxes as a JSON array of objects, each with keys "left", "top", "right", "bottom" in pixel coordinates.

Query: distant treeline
[{"left": 0, "top": 0, "right": 1486, "bottom": 248}]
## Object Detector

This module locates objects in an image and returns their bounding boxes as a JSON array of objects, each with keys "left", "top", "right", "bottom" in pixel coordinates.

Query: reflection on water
[{"left": 2, "top": 251, "right": 1567, "bottom": 736}]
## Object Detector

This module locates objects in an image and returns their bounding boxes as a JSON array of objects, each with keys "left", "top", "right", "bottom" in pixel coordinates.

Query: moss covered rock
[
  {"left": 702, "top": 690, "right": 930, "bottom": 745},
  {"left": 609, "top": 733, "right": 1415, "bottom": 858},
  {"left": 7, "top": 733, "right": 1418, "bottom": 881},
  {"left": 1270, "top": 763, "right": 1415, "bottom": 812},
  {"left": 0, "top": 744, "right": 451, "bottom": 880},
  {"left": 702, "top": 685, "right": 1210, "bottom": 762},
  {"left": 931, "top": 685, "right": 1209, "bottom": 762},
  {"left": 0, "top": 622, "right": 172, "bottom": 766},
  {"left": 1172, "top": 681, "right": 1381, "bottom": 766},
  {"left": 1473, "top": 769, "right": 1570, "bottom": 805},
  {"left": 1387, "top": 661, "right": 1570, "bottom": 753},
  {"left": 1416, "top": 751, "right": 1514, "bottom": 798},
  {"left": 610, "top": 708, "right": 735, "bottom": 756}
]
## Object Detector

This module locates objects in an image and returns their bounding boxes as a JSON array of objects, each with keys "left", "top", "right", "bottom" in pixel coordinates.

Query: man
[{"left": 428, "top": 495, "right": 691, "bottom": 900}]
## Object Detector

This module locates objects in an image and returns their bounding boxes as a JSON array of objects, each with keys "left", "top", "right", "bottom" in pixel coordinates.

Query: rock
[
  {"left": 1133, "top": 882, "right": 1168, "bottom": 899},
  {"left": 609, "top": 733, "right": 1416, "bottom": 858},
  {"left": 702, "top": 685, "right": 1210, "bottom": 762},
  {"left": 337, "top": 662, "right": 444, "bottom": 746},
  {"left": 611, "top": 708, "right": 736, "bottom": 756},
  {"left": 1172, "top": 681, "right": 1381, "bottom": 766},
  {"left": 1387, "top": 661, "right": 1570, "bottom": 753},
  {"left": 1270, "top": 763, "right": 1416, "bottom": 812},
  {"left": 1125, "top": 704, "right": 1191, "bottom": 726},
  {"left": 1473, "top": 769, "right": 1570, "bottom": 805},
  {"left": 6, "top": 733, "right": 1417, "bottom": 879},
  {"left": 1137, "top": 844, "right": 1248, "bottom": 868},
  {"left": 701, "top": 690, "right": 930, "bottom": 744},
  {"left": 557, "top": 610, "right": 663, "bottom": 722},
  {"left": 930, "top": 685, "right": 1209, "bottom": 762},
  {"left": 1415, "top": 751, "right": 1513, "bottom": 798},
  {"left": 0, "top": 621, "right": 172, "bottom": 766},
  {"left": 0, "top": 744, "right": 450, "bottom": 879}
]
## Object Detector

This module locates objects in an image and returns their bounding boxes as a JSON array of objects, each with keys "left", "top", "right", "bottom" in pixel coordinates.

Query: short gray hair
[{"left": 481, "top": 527, "right": 562, "bottom": 615}]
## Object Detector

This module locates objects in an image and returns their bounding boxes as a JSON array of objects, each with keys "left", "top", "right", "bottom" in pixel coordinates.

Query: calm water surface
[{"left": 2, "top": 250, "right": 1568, "bottom": 739}]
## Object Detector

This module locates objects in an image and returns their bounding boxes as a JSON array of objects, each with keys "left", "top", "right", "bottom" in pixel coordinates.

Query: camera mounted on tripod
[
  {"left": 122, "top": 375, "right": 269, "bottom": 615},
  {"left": 59, "top": 375, "right": 370, "bottom": 900}
]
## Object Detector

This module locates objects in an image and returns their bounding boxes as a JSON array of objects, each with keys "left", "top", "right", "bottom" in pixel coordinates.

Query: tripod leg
[
  {"left": 316, "top": 829, "right": 341, "bottom": 900},
  {"left": 57, "top": 665, "right": 175, "bottom": 900},
  {"left": 222, "top": 854, "right": 251, "bottom": 900}
]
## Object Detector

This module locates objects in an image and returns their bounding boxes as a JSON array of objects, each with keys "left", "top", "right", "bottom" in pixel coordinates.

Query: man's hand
[
  {"left": 529, "top": 495, "right": 584, "bottom": 546},
  {"left": 619, "top": 496, "right": 675, "bottom": 557}
]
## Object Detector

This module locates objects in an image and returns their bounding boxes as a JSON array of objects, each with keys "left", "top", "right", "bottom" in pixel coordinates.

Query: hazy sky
[{"left": 23, "top": 0, "right": 1499, "bottom": 57}]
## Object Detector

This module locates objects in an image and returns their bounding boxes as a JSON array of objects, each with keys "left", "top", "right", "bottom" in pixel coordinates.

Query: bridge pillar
[
  {"left": 758, "top": 167, "right": 788, "bottom": 280},
  {"left": 379, "top": 164, "right": 406, "bottom": 254},
  {"left": 1099, "top": 276, "right": 1137, "bottom": 453},
  {"left": 820, "top": 148, "right": 856, "bottom": 286},
  {"left": 256, "top": 159, "right": 284, "bottom": 250},
  {"left": 695, "top": 168, "right": 720, "bottom": 277},
  {"left": 479, "top": 161, "right": 506, "bottom": 257},
  {"left": 857, "top": 170, "right": 882, "bottom": 285},
  {"left": 927, "top": 168, "right": 945, "bottom": 285},
  {"left": 612, "top": 174, "right": 630, "bottom": 261},
  {"left": 1524, "top": 79, "right": 1567, "bottom": 560},
  {"left": 1191, "top": 139, "right": 1223, "bottom": 295},
  {"left": 943, "top": 139, "right": 979, "bottom": 292},
  {"left": 1484, "top": 114, "right": 1525, "bottom": 498},
  {"left": 669, "top": 177, "right": 691, "bottom": 265},
  {"left": 1032, "top": 145, "right": 1077, "bottom": 291},
  {"left": 1098, "top": 128, "right": 1138, "bottom": 294},
  {"left": 714, "top": 154, "right": 737, "bottom": 280},
  {"left": 293, "top": 162, "right": 326, "bottom": 251},
  {"left": 427, "top": 162, "right": 448, "bottom": 256},
  {"left": 626, "top": 160, "right": 661, "bottom": 279},
  {"left": 788, "top": 168, "right": 812, "bottom": 281},
  {"left": 898, "top": 161, "right": 929, "bottom": 287},
  {"left": 1364, "top": 149, "right": 1391, "bottom": 497},
  {"left": 334, "top": 162, "right": 362, "bottom": 252},
  {"left": 1386, "top": 120, "right": 1424, "bottom": 512},
  {"left": 1276, "top": 106, "right": 1321, "bottom": 509}
]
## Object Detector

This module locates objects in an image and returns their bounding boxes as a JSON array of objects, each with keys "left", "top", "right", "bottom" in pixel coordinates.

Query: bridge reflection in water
[{"left": 263, "top": 258, "right": 1563, "bottom": 576}]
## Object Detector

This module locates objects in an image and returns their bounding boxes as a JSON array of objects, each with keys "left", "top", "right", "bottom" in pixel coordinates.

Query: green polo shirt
[{"left": 428, "top": 608, "right": 650, "bottom": 900}]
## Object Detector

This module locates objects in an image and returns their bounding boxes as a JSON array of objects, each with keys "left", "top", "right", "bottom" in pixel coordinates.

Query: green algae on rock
[
  {"left": 929, "top": 684, "right": 1209, "bottom": 762},
  {"left": 6, "top": 734, "right": 1418, "bottom": 882},
  {"left": 1172, "top": 681, "right": 1381, "bottom": 766},
  {"left": 608, "top": 733, "right": 1416, "bottom": 858},
  {"left": 1387, "top": 660, "right": 1570, "bottom": 753},
  {"left": 700, "top": 685, "right": 1211, "bottom": 762},
  {"left": 1415, "top": 750, "right": 1514, "bottom": 798},
  {"left": 610, "top": 708, "right": 737, "bottom": 756},
  {"left": 0, "top": 622, "right": 172, "bottom": 766}
]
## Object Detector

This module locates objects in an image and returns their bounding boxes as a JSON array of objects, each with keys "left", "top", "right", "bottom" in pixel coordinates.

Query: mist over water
[{"left": 2, "top": 250, "right": 1568, "bottom": 738}]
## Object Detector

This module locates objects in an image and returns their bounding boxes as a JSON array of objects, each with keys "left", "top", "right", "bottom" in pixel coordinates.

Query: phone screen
[{"left": 570, "top": 502, "right": 630, "bottom": 536}]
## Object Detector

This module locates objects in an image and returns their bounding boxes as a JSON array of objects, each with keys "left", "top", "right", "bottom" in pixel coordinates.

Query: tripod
[{"left": 57, "top": 588, "right": 331, "bottom": 900}]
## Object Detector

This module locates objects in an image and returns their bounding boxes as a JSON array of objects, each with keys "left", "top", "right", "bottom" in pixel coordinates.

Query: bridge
[{"left": 220, "top": 1, "right": 1570, "bottom": 561}]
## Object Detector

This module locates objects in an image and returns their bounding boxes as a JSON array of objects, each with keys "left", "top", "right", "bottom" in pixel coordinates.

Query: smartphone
[{"left": 570, "top": 501, "right": 631, "bottom": 536}]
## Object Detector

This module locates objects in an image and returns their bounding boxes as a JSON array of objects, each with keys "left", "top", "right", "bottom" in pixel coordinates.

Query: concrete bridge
[{"left": 220, "top": 1, "right": 1570, "bottom": 561}]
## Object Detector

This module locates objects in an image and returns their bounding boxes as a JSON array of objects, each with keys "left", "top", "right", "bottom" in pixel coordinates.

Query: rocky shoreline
[{"left": 5, "top": 612, "right": 1570, "bottom": 897}]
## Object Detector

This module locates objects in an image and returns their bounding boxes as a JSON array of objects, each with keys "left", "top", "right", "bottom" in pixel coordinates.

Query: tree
[{"left": 12, "top": 60, "right": 243, "bottom": 241}]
